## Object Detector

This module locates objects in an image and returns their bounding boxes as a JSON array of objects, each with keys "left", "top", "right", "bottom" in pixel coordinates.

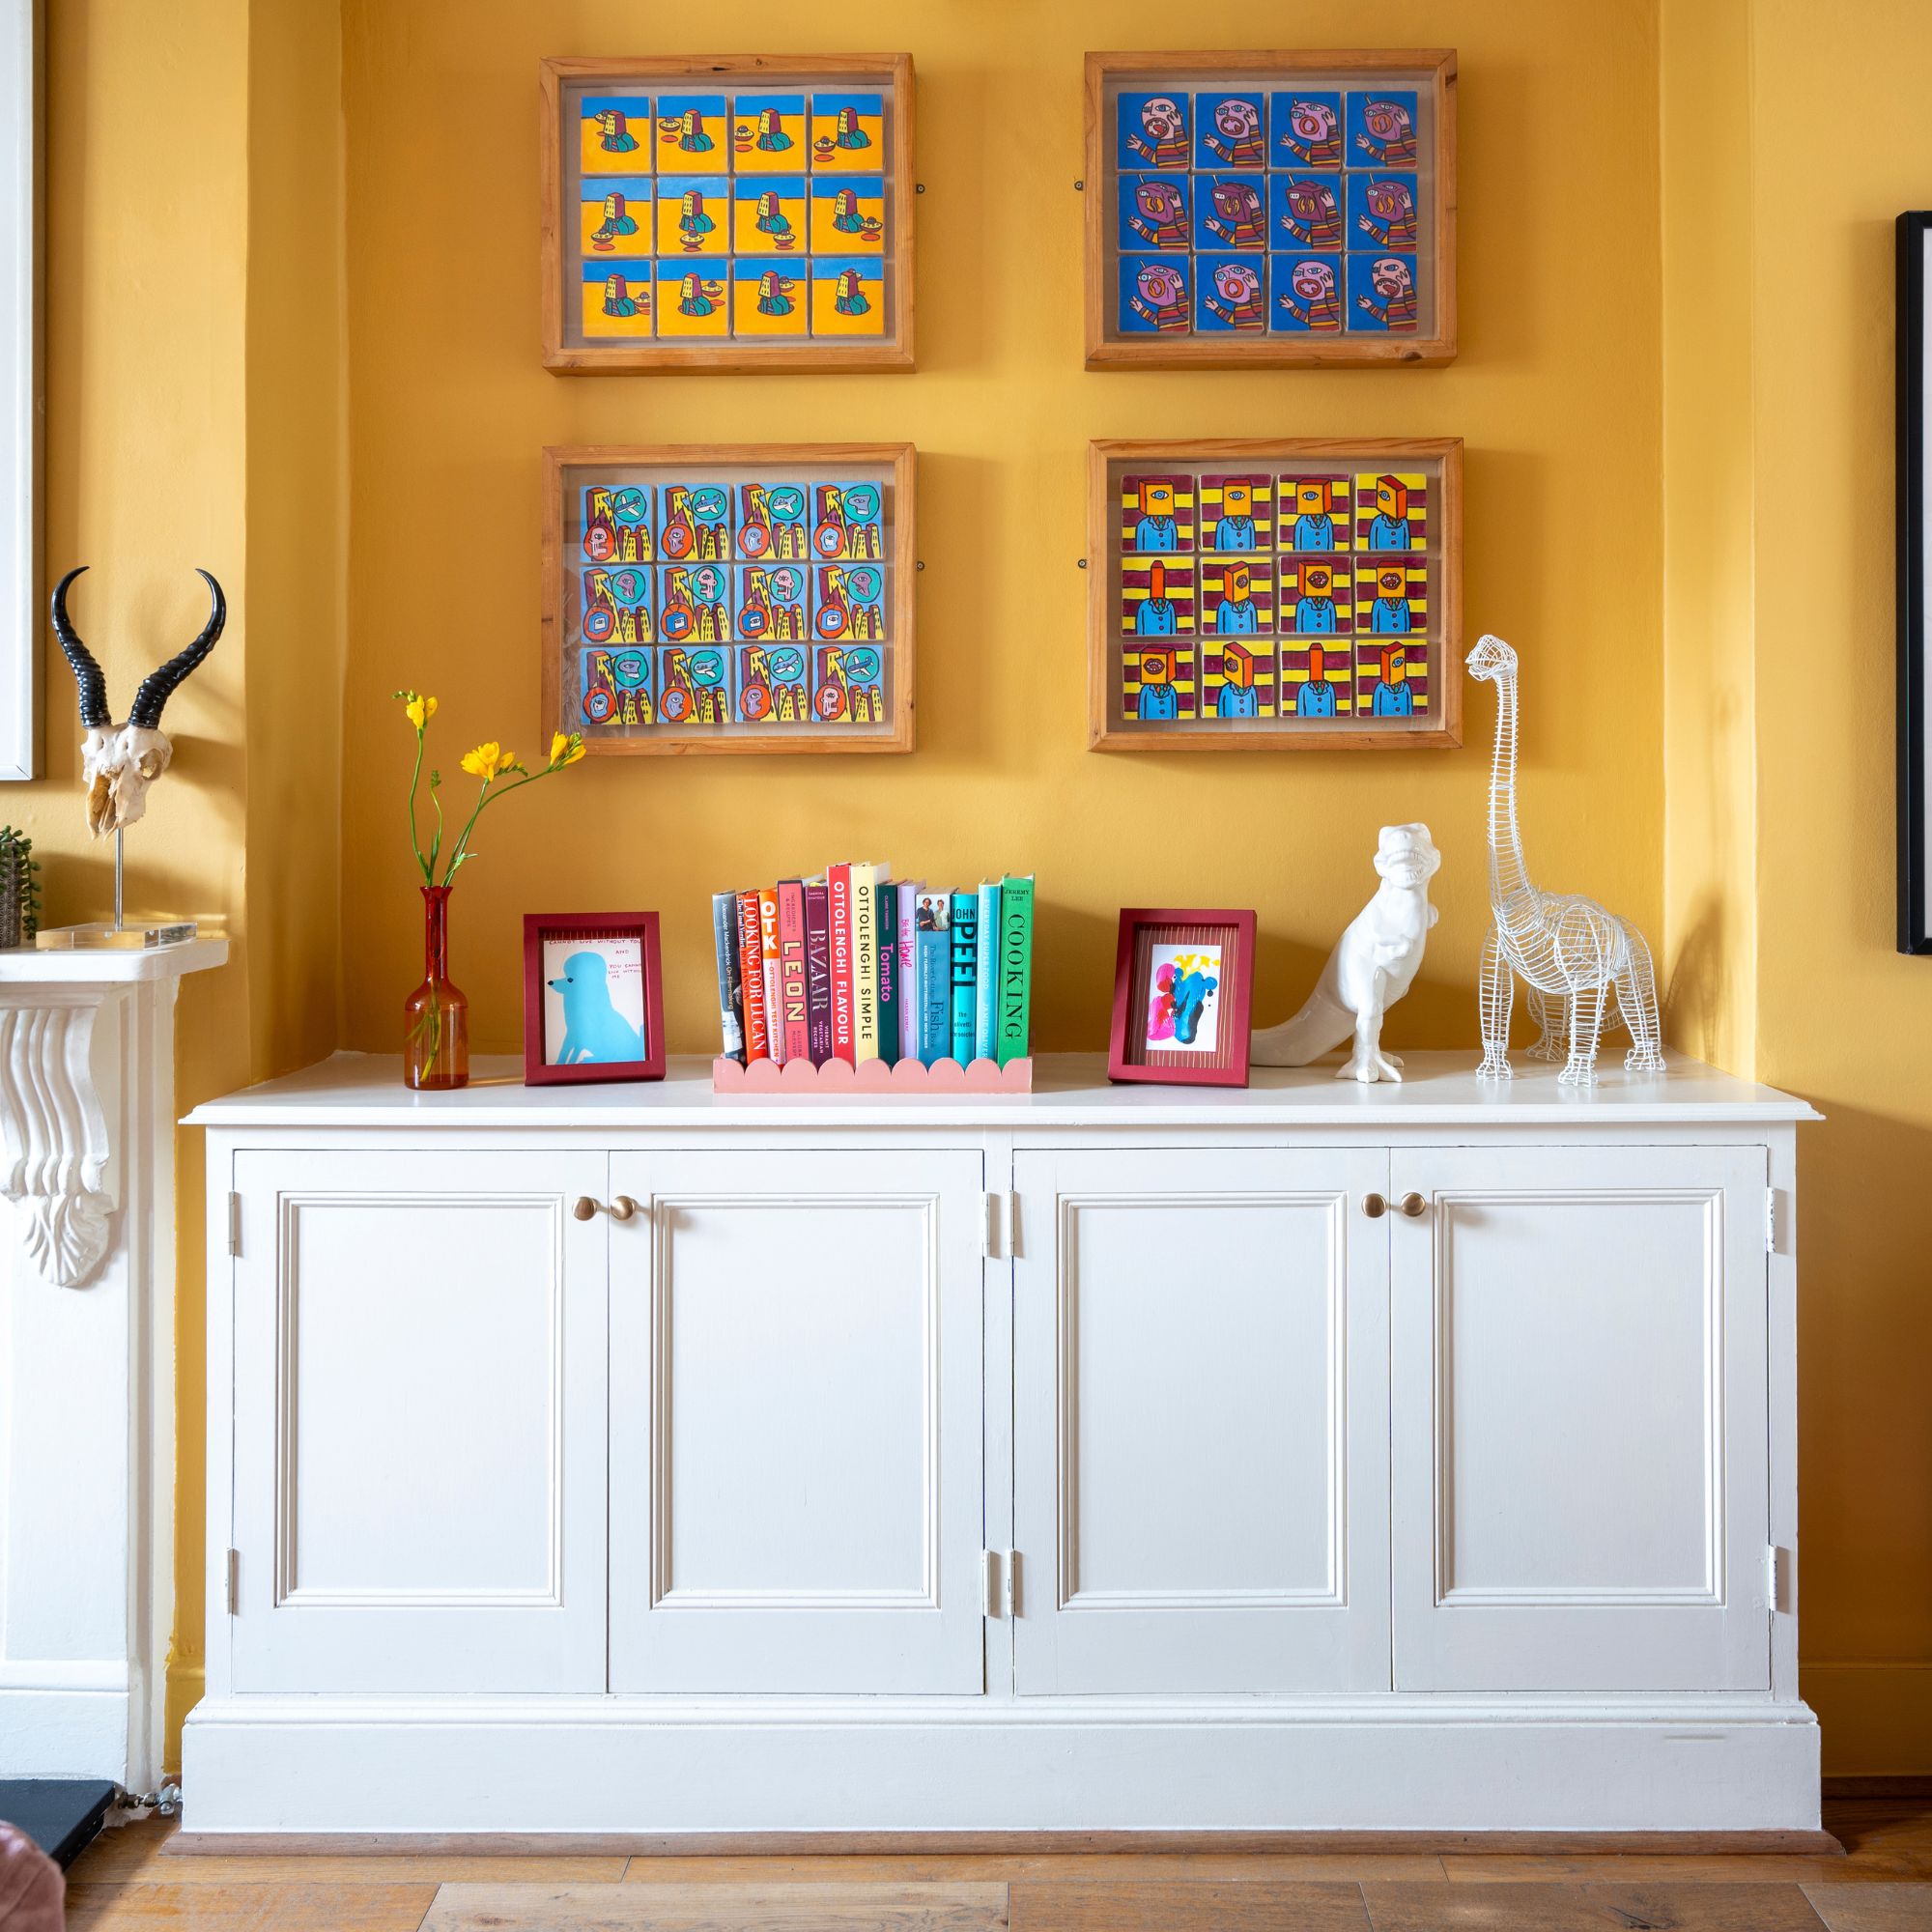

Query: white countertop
[
  {"left": 185, "top": 1049, "right": 1818, "bottom": 1129},
  {"left": 0, "top": 935, "right": 228, "bottom": 983}
]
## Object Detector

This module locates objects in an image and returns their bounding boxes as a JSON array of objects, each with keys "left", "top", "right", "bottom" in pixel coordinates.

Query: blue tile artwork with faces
[{"left": 1109, "top": 77, "right": 1429, "bottom": 341}]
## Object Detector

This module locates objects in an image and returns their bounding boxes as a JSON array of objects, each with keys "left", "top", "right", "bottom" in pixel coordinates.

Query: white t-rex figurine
[{"left": 1253, "top": 823, "right": 1441, "bottom": 1083}]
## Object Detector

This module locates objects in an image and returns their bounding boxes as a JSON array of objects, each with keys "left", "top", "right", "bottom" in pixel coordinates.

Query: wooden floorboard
[
  {"left": 1360, "top": 1880, "right": 1832, "bottom": 1929},
  {"left": 417, "top": 1881, "right": 1010, "bottom": 1931},
  {"left": 1802, "top": 1883, "right": 1932, "bottom": 1930},
  {"left": 1009, "top": 1877, "right": 1372, "bottom": 1930},
  {"left": 61, "top": 1880, "right": 440, "bottom": 1930},
  {"left": 617, "top": 1854, "right": 1451, "bottom": 1884}
]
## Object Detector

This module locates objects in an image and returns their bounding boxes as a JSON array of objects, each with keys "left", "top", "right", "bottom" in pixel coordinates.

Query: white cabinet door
[
  {"left": 1391, "top": 1145, "right": 1770, "bottom": 1691},
  {"left": 229, "top": 1150, "right": 609, "bottom": 1693},
  {"left": 609, "top": 1149, "right": 986, "bottom": 1694},
  {"left": 1012, "top": 1148, "right": 1390, "bottom": 1694}
]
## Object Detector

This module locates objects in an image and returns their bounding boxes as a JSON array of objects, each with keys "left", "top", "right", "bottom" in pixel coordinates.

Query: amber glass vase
[{"left": 404, "top": 885, "right": 469, "bottom": 1090}]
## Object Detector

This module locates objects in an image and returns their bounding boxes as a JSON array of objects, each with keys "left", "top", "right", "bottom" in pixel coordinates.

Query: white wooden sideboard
[{"left": 182, "top": 1050, "right": 1819, "bottom": 1839}]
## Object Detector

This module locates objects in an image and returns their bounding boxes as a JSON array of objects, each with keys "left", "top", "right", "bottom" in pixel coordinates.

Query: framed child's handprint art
[
  {"left": 1108, "top": 908, "right": 1257, "bottom": 1088},
  {"left": 542, "top": 443, "right": 916, "bottom": 754},
  {"left": 1086, "top": 50, "right": 1456, "bottom": 369},
  {"left": 1088, "top": 437, "right": 1463, "bottom": 750},
  {"left": 541, "top": 54, "right": 914, "bottom": 373}
]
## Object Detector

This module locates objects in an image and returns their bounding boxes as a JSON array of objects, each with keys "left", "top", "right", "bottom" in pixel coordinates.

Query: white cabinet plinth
[{"left": 185, "top": 1049, "right": 1819, "bottom": 1838}]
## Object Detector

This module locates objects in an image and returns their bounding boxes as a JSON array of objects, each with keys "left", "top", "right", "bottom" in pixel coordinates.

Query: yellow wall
[
  {"left": 336, "top": 0, "right": 1664, "bottom": 1063},
  {"left": 31, "top": 0, "right": 1931, "bottom": 1775}
]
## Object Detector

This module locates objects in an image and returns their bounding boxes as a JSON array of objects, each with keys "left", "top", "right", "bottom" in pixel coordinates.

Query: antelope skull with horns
[{"left": 50, "top": 566, "right": 227, "bottom": 837}]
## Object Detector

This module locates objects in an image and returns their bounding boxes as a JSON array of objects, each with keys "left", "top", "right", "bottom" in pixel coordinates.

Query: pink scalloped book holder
[{"left": 713, "top": 1056, "right": 1034, "bottom": 1094}]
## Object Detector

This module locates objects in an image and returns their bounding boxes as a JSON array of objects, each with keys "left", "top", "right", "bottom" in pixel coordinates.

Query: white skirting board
[{"left": 181, "top": 1696, "right": 1822, "bottom": 1835}]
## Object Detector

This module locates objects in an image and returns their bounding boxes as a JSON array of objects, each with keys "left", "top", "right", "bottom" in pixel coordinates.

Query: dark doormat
[{"left": 0, "top": 1779, "right": 118, "bottom": 1867}]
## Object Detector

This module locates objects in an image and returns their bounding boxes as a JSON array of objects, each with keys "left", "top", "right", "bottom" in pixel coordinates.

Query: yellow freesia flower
[
  {"left": 405, "top": 694, "right": 438, "bottom": 730},
  {"left": 549, "top": 731, "right": 587, "bottom": 768},
  {"left": 461, "top": 741, "right": 507, "bottom": 779}
]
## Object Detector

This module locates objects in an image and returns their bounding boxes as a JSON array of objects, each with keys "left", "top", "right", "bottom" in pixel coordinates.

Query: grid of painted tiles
[
  {"left": 574, "top": 478, "right": 892, "bottom": 730},
  {"left": 573, "top": 86, "right": 889, "bottom": 342},
  {"left": 1118, "top": 469, "right": 1436, "bottom": 724},
  {"left": 1112, "top": 83, "right": 1425, "bottom": 339}
]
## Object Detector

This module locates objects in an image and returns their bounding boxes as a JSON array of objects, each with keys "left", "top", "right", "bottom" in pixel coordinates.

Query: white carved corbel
[{"left": 0, "top": 989, "right": 120, "bottom": 1288}]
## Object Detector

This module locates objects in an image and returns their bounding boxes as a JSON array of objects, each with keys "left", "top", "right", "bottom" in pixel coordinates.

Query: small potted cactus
[{"left": 0, "top": 827, "right": 41, "bottom": 950}]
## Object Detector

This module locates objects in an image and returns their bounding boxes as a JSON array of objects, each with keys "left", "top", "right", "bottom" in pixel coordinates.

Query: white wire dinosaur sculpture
[{"left": 1466, "top": 634, "right": 1666, "bottom": 1086}]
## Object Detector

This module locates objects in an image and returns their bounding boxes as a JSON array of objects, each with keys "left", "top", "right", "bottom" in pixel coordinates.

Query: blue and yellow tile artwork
[
  {"left": 1192, "top": 175, "right": 1267, "bottom": 252},
  {"left": 580, "top": 176, "right": 652, "bottom": 256},
  {"left": 579, "top": 642, "right": 657, "bottom": 728},
  {"left": 1348, "top": 88, "right": 1419, "bottom": 168},
  {"left": 1199, "top": 475, "right": 1274, "bottom": 553},
  {"left": 656, "top": 177, "right": 729, "bottom": 256},
  {"left": 1194, "top": 255, "right": 1267, "bottom": 333},
  {"left": 731, "top": 177, "right": 808, "bottom": 256},
  {"left": 735, "top": 480, "right": 812, "bottom": 560},
  {"left": 580, "top": 559, "right": 655, "bottom": 648},
  {"left": 1121, "top": 556, "right": 1196, "bottom": 636},
  {"left": 1278, "top": 554, "right": 1351, "bottom": 637},
  {"left": 734, "top": 563, "right": 811, "bottom": 643},
  {"left": 1118, "top": 473, "right": 1196, "bottom": 554},
  {"left": 1204, "top": 639, "right": 1276, "bottom": 720},
  {"left": 656, "top": 93, "right": 728, "bottom": 168},
  {"left": 1354, "top": 471, "right": 1430, "bottom": 551},
  {"left": 1353, "top": 554, "right": 1428, "bottom": 638},
  {"left": 581, "top": 95, "right": 652, "bottom": 175},
  {"left": 1280, "top": 639, "right": 1352, "bottom": 717},
  {"left": 653, "top": 262, "right": 727, "bottom": 336},
  {"left": 1194, "top": 91, "right": 1266, "bottom": 170},
  {"left": 1117, "top": 90, "right": 1191, "bottom": 171},
  {"left": 1201, "top": 554, "right": 1275, "bottom": 636},
  {"left": 1348, "top": 252, "right": 1419, "bottom": 332},
  {"left": 810, "top": 255, "right": 885, "bottom": 336},
  {"left": 1268, "top": 90, "right": 1343, "bottom": 169},
  {"left": 813, "top": 560, "right": 887, "bottom": 641},
  {"left": 733, "top": 641, "right": 811, "bottom": 724},
  {"left": 1269, "top": 253, "right": 1344, "bottom": 334},
  {"left": 1118, "top": 255, "right": 1191, "bottom": 334},
  {"left": 659, "top": 562, "right": 733, "bottom": 646},
  {"left": 1123, "top": 641, "right": 1197, "bottom": 722},
  {"left": 810, "top": 177, "right": 886, "bottom": 253},
  {"left": 731, "top": 93, "right": 807, "bottom": 172},
  {"left": 811, "top": 480, "right": 885, "bottom": 560},
  {"left": 811, "top": 642, "right": 887, "bottom": 724},
  {"left": 1355, "top": 639, "right": 1428, "bottom": 717},
  {"left": 582, "top": 484, "right": 654, "bottom": 566},
  {"left": 659, "top": 644, "right": 730, "bottom": 724},
  {"left": 657, "top": 483, "right": 732, "bottom": 564},
  {"left": 810, "top": 92, "right": 884, "bottom": 170},
  {"left": 731, "top": 259, "right": 808, "bottom": 336},
  {"left": 1119, "top": 174, "right": 1191, "bottom": 252},
  {"left": 1280, "top": 474, "right": 1352, "bottom": 551},
  {"left": 581, "top": 260, "right": 652, "bottom": 340}
]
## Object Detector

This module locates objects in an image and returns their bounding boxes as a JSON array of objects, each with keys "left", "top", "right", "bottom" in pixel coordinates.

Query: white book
[{"left": 896, "top": 880, "right": 922, "bottom": 1062}]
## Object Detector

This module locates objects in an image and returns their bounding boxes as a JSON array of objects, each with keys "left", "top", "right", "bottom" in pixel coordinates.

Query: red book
[
  {"left": 736, "top": 889, "right": 770, "bottom": 1062},
  {"left": 777, "top": 880, "right": 811, "bottom": 1063},
  {"left": 827, "top": 862, "right": 856, "bottom": 1065}
]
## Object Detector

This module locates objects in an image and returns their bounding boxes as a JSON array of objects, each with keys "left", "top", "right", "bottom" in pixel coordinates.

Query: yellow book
[{"left": 849, "top": 861, "right": 888, "bottom": 1062}]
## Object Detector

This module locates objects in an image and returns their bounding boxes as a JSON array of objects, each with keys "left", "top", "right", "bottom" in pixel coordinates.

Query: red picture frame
[
  {"left": 1107, "top": 907, "right": 1256, "bottom": 1088},
  {"left": 522, "top": 911, "right": 667, "bottom": 1086}
]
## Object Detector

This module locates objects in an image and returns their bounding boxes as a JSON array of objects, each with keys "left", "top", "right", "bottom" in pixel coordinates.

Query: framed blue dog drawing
[{"left": 523, "top": 911, "right": 666, "bottom": 1085}]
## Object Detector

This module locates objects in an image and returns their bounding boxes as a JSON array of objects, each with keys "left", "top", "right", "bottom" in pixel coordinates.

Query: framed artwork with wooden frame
[
  {"left": 540, "top": 54, "right": 914, "bottom": 375},
  {"left": 1084, "top": 49, "right": 1456, "bottom": 370},
  {"left": 1088, "top": 437, "right": 1462, "bottom": 751},
  {"left": 1108, "top": 908, "right": 1257, "bottom": 1089},
  {"left": 523, "top": 911, "right": 666, "bottom": 1086},
  {"left": 542, "top": 443, "right": 916, "bottom": 756}
]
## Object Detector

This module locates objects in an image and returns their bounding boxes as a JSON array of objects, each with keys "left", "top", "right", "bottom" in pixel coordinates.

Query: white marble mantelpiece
[{"left": 0, "top": 937, "right": 224, "bottom": 1788}]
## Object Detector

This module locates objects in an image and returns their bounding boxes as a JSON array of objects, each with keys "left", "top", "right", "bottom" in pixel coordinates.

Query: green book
[
  {"left": 995, "top": 874, "right": 1035, "bottom": 1065},
  {"left": 874, "top": 879, "right": 900, "bottom": 1066}
]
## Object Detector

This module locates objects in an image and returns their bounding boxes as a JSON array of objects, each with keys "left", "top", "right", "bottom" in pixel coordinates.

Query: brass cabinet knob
[
  {"left": 1395, "top": 1192, "right": 1427, "bottom": 1218},
  {"left": 609, "top": 1195, "right": 638, "bottom": 1222},
  {"left": 1362, "top": 1193, "right": 1388, "bottom": 1219},
  {"left": 573, "top": 1197, "right": 599, "bottom": 1221}
]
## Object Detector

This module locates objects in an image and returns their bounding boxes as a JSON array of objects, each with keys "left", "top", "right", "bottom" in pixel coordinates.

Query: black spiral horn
[
  {"left": 49, "top": 567, "right": 111, "bottom": 729},
  {"left": 128, "top": 569, "right": 225, "bottom": 730}
]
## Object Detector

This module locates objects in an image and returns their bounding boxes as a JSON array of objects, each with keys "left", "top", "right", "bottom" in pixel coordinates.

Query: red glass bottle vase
[{"left": 403, "top": 885, "right": 469, "bottom": 1090}]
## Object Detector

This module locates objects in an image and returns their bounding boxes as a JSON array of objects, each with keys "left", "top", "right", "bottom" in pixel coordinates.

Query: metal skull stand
[{"left": 46, "top": 565, "right": 226, "bottom": 944}]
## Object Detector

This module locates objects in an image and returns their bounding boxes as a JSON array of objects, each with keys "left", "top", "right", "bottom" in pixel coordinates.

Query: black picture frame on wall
[{"left": 1896, "top": 212, "right": 1932, "bottom": 952}]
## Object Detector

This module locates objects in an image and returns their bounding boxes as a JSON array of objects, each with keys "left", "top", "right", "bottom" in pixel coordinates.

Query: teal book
[
  {"left": 916, "top": 891, "right": 951, "bottom": 1065},
  {"left": 974, "top": 881, "right": 1000, "bottom": 1061},
  {"left": 874, "top": 880, "right": 900, "bottom": 1066},
  {"left": 949, "top": 889, "right": 978, "bottom": 1065},
  {"left": 995, "top": 874, "right": 1035, "bottom": 1065}
]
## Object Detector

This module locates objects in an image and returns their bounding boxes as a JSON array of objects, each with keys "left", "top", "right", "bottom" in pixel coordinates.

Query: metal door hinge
[
  {"left": 1766, "top": 1543, "right": 1790, "bottom": 1614},
  {"left": 224, "top": 1548, "right": 239, "bottom": 1616},
  {"left": 226, "top": 1192, "right": 242, "bottom": 1258},
  {"left": 981, "top": 1548, "right": 1019, "bottom": 1618},
  {"left": 982, "top": 1190, "right": 1017, "bottom": 1260},
  {"left": 1765, "top": 1187, "right": 1779, "bottom": 1255}
]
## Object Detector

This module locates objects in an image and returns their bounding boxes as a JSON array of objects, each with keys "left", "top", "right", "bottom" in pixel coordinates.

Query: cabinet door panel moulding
[
  {"left": 1085, "top": 49, "right": 1457, "bottom": 369},
  {"left": 542, "top": 54, "right": 914, "bottom": 375}
]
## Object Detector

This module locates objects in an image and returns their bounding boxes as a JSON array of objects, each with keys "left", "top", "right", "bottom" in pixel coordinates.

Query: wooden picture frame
[
  {"left": 1084, "top": 49, "right": 1456, "bottom": 370},
  {"left": 542, "top": 442, "right": 916, "bottom": 756},
  {"left": 0, "top": 0, "right": 40, "bottom": 781},
  {"left": 1108, "top": 908, "right": 1256, "bottom": 1088},
  {"left": 523, "top": 911, "right": 666, "bottom": 1085},
  {"left": 1088, "top": 437, "right": 1462, "bottom": 751},
  {"left": 540, "top": 53, "right": 914, "bottom": 375},
  {"left": 1897, "top": 212, "right": 1932, "bottom": 953}
]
